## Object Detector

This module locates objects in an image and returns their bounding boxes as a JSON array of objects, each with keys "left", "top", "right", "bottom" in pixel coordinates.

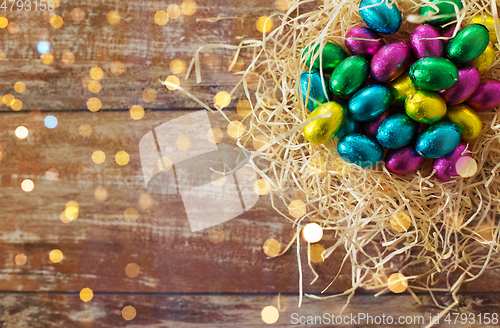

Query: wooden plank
[
  {"left": 0, "top": 0, "right": 296, "bottom": 111},
  {"left": 1, "top": 292, "right": 500, "bottom": 327}
]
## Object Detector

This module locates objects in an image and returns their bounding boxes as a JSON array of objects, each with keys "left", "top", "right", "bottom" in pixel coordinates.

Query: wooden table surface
[{"left": 1, "top": 0, "right": 500, "bottom": 327}]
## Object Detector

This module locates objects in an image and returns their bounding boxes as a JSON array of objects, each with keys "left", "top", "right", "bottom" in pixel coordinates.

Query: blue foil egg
[
  {"left": 336, "top": 113, "right": 361, "bottom": 139},
  {"left": 337, "top": 133, "right": 384, "bottom": 167},
  {"left": 415, "top": 122, "right": 462, "bottom": 158},
  {"left": 376, "top": 113, "right": 418, "bottom": 149},
  {"left": 348, "top": 84, "right": 392, "bottom": 122},
  {"left": 300, "top": 70, "right": 332, "bottom": 112},
  {"left": 359, "top": 0, "right": 402, "bottom": 35}
]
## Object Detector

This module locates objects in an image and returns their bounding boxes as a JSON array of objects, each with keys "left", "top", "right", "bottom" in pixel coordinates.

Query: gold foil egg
[
  {"left": 303, "top": 102, "right": 345, "bottom": 145},
  {"left": 470, "top": 14, "right": 497, "bottom": 42},
  {"left": 470, "top": 44, "right": 496, "bottom": 74},
  {"left": 446, "top": 104, "right": 482, "bottom": 141},
  {"left": 389, "top": 73, "right": 417, "bottom": 104},
  {"left": 405, "top": 90, "right": 447, "bottom": 124}
]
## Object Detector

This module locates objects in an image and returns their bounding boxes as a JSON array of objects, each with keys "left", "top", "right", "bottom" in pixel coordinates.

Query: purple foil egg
[
  {"left": 345, "top": 27, "right": 386, "bottom": 57},
  {"left": 362, "top": 110, "right": 391, "bottom": 138},
  {"left": 465, "top": 79, "right": 500, "bottom": 112},
  {"left": 371, "top": 41, "right": 411, "bottom": 83},
  {"left": 385, "top": 146, "right": 426, "bottom": 175},
  {"left": 440, "top": 24, "right": 461, "bottom": 45},
  {"left": 433, "top": 142, "right": 471, "bottom": 181},
  {"left": 410, "top": 24, "right": 443, "bottom": 59},
  {"left": 440, "top": 65, "right": 481, "bottom": 105}
]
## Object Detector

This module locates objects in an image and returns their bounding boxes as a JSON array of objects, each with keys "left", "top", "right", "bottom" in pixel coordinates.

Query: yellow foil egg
[
  {"left": 446, "top": 104, "right": 482, "bottom": 141},
  {"left": 303, "top": 101, "right": 345, "bottom": 145},
  {"left": 470, "top": 44, "right": 496, "bottom": 74},
  {"left": 470, "top": 14, "right": 497, "bottom": 42},
  {"left": 389, "top": 72, "right": 417, "bottom": 104},
  {"left": 405, "top": 90, "right": 447, "bottom": 124}
]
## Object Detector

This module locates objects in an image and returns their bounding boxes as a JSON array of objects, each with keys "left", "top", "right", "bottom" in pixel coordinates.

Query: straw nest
[{"left": 180, "top": 0, "right": 500, "bottom": 325}]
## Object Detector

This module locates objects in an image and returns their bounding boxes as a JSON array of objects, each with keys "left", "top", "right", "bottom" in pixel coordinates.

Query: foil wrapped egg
[
  {"left": 371, "top": 41, "right": 411, "bottom": 83},
  {"left": 415, "top": 122, "right": 462, "bottom": 158},
  {"left": 410, "top": 24, "right": 443, "bottom": 59},
  {"left": 419, "top": 0, "right": 463, "bottom": 26},
  {"left": 345, "top": 27, "right": 386, "bottom": 57},
  {"left": 385, "top": 146, "right": 426, "bottom": 175},
  {"left": 302, "top": 41, "right": 347, "bottom": 73},
  {"left": 405, "top": 90, "right": 447, "bottom": 124},
  {"left": 337, "top": 133, "right": 384, "bottom": 167},
  {"left": 470, "top": 14, "right": 497, "bottom": 42},
  {"left": 329, "top": 56, "right": 369, "bottom": 98},
  {"left": 433, "top": 142, "right": 471, "bottom": 181},
  {"left": 300, "top": 69, "right": 332, "bottom": 112},
  {"left": 336, "top": 109, "right": 361, "bottom": 139},
  {"left": 388, "top": 73, "right": 417, "bottom": 104},
  {"left": 445, "top": 104, "right": 482, "bottom": 141},
  {"left": 440, "top": 65, "right": 481, "bottom": 105},
  {"left": 303, "top": 102, "right": 345, "bottom": 145},
  {"left": 376, "top": 113, "right": 418, "bottom": 149},
  {"left": 348, "top": 84, "right": 392, "bottom": 122},
  {"left": 465, "top": 79, "right": 500, "bottom": 112},
  {"left": 440, "top": 23, "right": 461, "bottom": 45},
  {"left": 362, "top": 110, "right": 391, "bottom": 138},
  {"left": 470, "top": 44, "right": 495, "bottom": 74},
  {"left": 409, "top": 57, "right": 459, "bottom": 91},
  {"left": 359, "top": 0, "right": 402, "bottom": 35},
  {"left": 446, "top": 24, "right": 490, "bottom": 64}
]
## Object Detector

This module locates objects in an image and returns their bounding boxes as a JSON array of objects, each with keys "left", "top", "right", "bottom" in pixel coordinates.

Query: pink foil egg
[
  {"left": 440, "top": 65, "right": 481, "bottom": 105},
  {"left": 385, "top": 146, "right": 426, "bottom": 175},
  {"left": 433, "top": 142, "right": 471, "bottom": 181},
  {"left": 465, "top": 79, "right": 500, "bottom": 112},
  {"left": 345, "top": 27, "right": 386, "bottom": 57},
  {"left": 410, "top": 24, "right": 443, "bottom": 59},
  {"left": 440, "top": 24, "right": 461, "bottom": 45},
  {"left": 362, "top": 110, "right": 391, "bottom": 138},
  {"left": 371, "top": 41, "right": 411, "bottom": 83}
]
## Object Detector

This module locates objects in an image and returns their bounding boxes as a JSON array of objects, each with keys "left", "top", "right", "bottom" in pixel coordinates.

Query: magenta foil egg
[
  {"left": 385, "top": 146, "right": 426, "bottom": 175},
  {"left": 410, "top": 24, "right": 443, "bottom": 59},
  {"left": 362, "top": 110, "right": 391, "bottom": 138},
  {"left": 345, "top": 27, "right": 386, "bottom": 57},
  {"left": 371, "top": 41, "right": 411, "bottom": 83},
  {"left": 440, "top": 65, "right": 481, "bottom": 105},
  {"left": 465, "top": 79, "right": 500, "bottom": 112},
  {"left": 440, "top": 24, "right": 461, "bottom": 45},
  {"left": 433, "top": 142, "right": 471, "bottom": 181}
]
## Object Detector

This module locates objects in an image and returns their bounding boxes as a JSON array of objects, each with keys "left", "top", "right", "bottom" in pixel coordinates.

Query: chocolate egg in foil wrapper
[
  {"left": 410, "top": 24, "right": 443, "bottom": 59},
  {"left": 359, "top": 0, "right": 402, "bottom": 35},
  {"left": 362, "top": 110, "right": 391, "bottom": 138},
  {"left": 445, "top": 104, "right": 483, "bottom": 141},
  {"left": 303, "top": 102, "right": 345, "bottom": 145},
  {"left": 348, "top": 84, "right": 392, "bottom": 122},
  {"left": 389, "top": 73, "right": 417, "bottom": 104},
  {"left": 376, "top": 113, "right": 418, "bottom": 149},
  {"left": 440, "top": 65, "right": 481, "bottom": 105},
  {"left": 419, "top": 0, "right": 463, "bottom": 26},
  {"left": 470, "top": 14, "right": 497, "bottom": 42},
  {"left": 446, "top": 24, "right": 490, "bottom": 64},
  {"left": 405, "top": 90, "right": 447, "bottom": 124},
  {"left": 385, "top": 146, "right": 426, "bottom": 175},
  {"left": 302, "top": 41, "right": 347, "bottom": 73},
  {"left": 470, "top": 44, "right": 495, "bottom": 74},
  {"left": 371, "top": 41, "right": 411, "bottom": 83},
  {"left": 440, "top": 23, "right": 461, "bottom": 45},
  {"left": 337, "top": 133, "right": 384, "bottom": 167},
  {"left": 329, "top": 56, "right": 369, "bottom": 98},
  {"left": 465, "top": 79, "right": 500, "bottom": 112},
  {"left": 409, "top": 57, "right": 458, "bottom": 91},
  {"left": 345, "top": 27, "right": 386, "bottom": 57},
  {"left": 299, "top": 69, "right": 332, "bottom": 112},
  {"left": 416, "top": 122, "right": 462, "bottom": 159},
  {"left": 433, "top": 142, "right": 471, "bottom": 181}
]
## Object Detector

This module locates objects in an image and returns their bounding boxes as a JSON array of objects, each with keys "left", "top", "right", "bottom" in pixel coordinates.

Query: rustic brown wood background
[{"left": 1, "top": 0, "right": 500, "bottom": 327}]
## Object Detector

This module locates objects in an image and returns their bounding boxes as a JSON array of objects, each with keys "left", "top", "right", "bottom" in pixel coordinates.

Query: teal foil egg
[
  {"left": 376, "top": 113, "right": 418, "bottom": 149},
  {"left": 348, "top": 84, "right": 392, "bottom": 122},
  {"left": 359, "top": 0, "right": 402, "bottom": 35},
  {"left": 446, "top": 24, "right": 490, "bottom": 64},
  {"left": 337, "top": 133, "right": 384, "bottom": 167},
  {"left": 419, "top": 0, "right": 463, "bottom": 26},
  {"left": 302, "top": 42, "right": 347, "bottom": 73},
  {"left": 300, "top": 69, "right": 332, "bottom": 112},
  {"left": 336, "top": 113, "right": 361, "bottom": 139},
  {"left": 409, "top": 57, "right": 459, "bottom": 91},
  {"left": 329, "top": 56, "right": 369, "bottom": 98},
  {"left": 415, "top": 122, "right": 461, "bottom": 158}
]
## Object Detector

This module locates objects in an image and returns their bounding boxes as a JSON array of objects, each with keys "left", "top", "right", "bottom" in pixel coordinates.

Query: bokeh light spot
[
  {"left": 181, "top": 0, "right": 197, "bottom": 15},
  {"left": 387, "top": 273, "right": 408, "bottom": 294},
  {"left": 115, "top": 151, "right": 130, "bottom": 165},
  {"left": 207, "top": 127, "right": 223, "bottom": 144},
  {"left": 142, "top": 88, "right": 157, "bottom": 103},
  {"left": 88, "top": 80, "right": 102, "bottom": 94},
  {"left": 89, "top": 67, "right": 104, "bottom": 80},
  {"left": 456, "top": 157, "right": 478, "bottom": 178},
  {"left": 110, "top": 60, "right": 125, "bottom": 75},
  {"left": 263, "top": 239, "right": 280, "bottom": 257},
  {"left": 125, "top": 263, "right": 140, "bottom": 278},
  {"left": 44, "top": 115, "right": 58, "bottom": 129},
  {"left": 253, "top": 134, "right": 269, "bottom": 151},
  {"left": 79, "top": 124, "right": 92, "bottom": 137},
  {"left": 236, "top": 100, "right": 252, "bottom": 117},
  {"left": 165, "top": 76, "right": 180, "bottom": 90},
  {"left": 49, "top": 249, "right": 63, "bottom": 263},
  {"left": 138, "top": 194, "right": 153, "bottom": 209},
  {"left": 50, "top": 15, "right": 63, "bottom": 28},
  {"left": 7, "top": 22, "right": 19, "bottom": 34},
  {"left": 122, "top": 305, "right": 137, "bottom": 321},
  {"left": 391, "top": 212, "right": 411, "bottom": 233},
  {"left": 302, "top": 223, "right": 323, "bottom": 243},
  {"left": 15, "top": 253, "right": 27, "bottom": 266},
  {"left": 92, "top": 150, "right": 106, "bottom": 164},
  {"left": 227, "top": 55, "right": 244, "bottom": 72},
  {"left": 11, "top": 99, "right": 23, "bottom": 111},
  {"left": 227, "top": 121, "right": 244, "bottom": 138},
  {"left": 15, "top": 126, "right": 29, "bottom": 139},
  {"left": 124, "top": 207, "right": 139, "bottom": 222},
  {"left": 288, "top": 200, "right": 306, "bottom": 218},
  {"left": 70, "top": 7, "right": 85, "bottom": 21},
  {"left": 79, "top": 288, "right": 94, "bottom": 302},
  {"left": 130, "top": 105, "right": 145, "bottom": 120},
  {"left": 261, "top": 306, "right": 279, "bottom": 324},
  {"left": 256, "top": 16, "right": 274, "bottom": 33},
  {"left": 0, "top": 17, "right": 8, "bottom": 29},
  {"left": 87, "top": 97, "right": 102, "bottom": 112},
  {"left": 3, "top": 94, "right": 15, "bottom": 106},
  {"left": 167, "top": 4, "right": 181, "bottom": 19},
  {"left": 94, "top": 186, "right": 108, "bottom": 202},
  {"left": 21, "top": 179, "right": 34, "bottom": 192},
  {"left": 309, "top": 243, "right": 325, "bottom": 263},
  {"left": 36, "top": 41, "right": 50, "bottom": 54},
  {"left": 175, "top": 136, "right": 190, "bottom": 151},
  {"left": 107, "top": 10, "right": 121, "bottom": 25},
  {"left": 14, "top": 81, "right": 26, "bottom": 93},
  {"left": 46, "top": 168, "right": 59, "bottom": 181},
  {"left": 169, "top": 59, "right": 187, "bottom": 75},
  {"left": 154, "top": 11, "right": 169, "bottom": 26},
  {"left": 253, "top": 178, "right": 270, "bottom": 195},
  {"left": 214, "top": 91, "right": 231, "bottom": 109},
  {"left": 61, "top": 52, "right": 75, "bottom": 65},
  {"left": 41, "top": 53, "right": 54, "bottom": 65},
  {"left": 208, "top": 227, "right": 225, "bottom": 244}
]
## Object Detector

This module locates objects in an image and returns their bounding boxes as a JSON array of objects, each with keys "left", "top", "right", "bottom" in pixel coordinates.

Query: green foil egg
[
  {"left": 419, "top": 0, "right": 463, "bottom": 26},
  {"left": 303, "top": 102, "right": 346, "bottom": 145},
  {"left": 409, "top": 57, "right": 459, "bottom": 91},
  {"left": 405, "top": 90, "right": 447, "bottom": 124},
  {"left": 446, "top": 24, "right": 490, "bottom": 64},
  {"left": 302, "top": 42, "right": 347, "bottom": 74},
  {"left": 445, "top": 104, "right": 482, "bottom": 141},
  {"left": 329, "top": 56, "right": 369, "bottom": 98}
]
